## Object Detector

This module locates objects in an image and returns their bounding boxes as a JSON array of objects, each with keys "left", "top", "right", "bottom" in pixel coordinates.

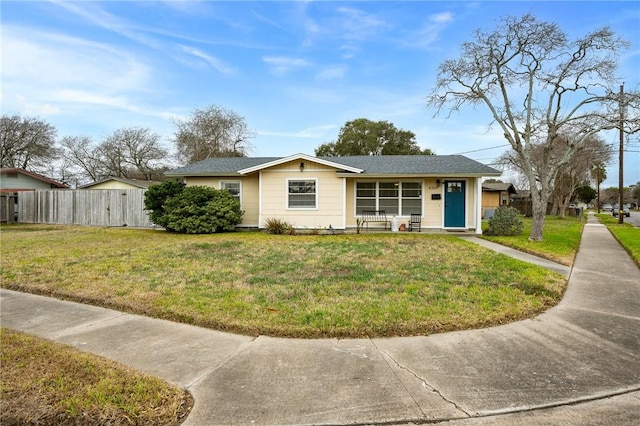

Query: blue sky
[{"left": 2, "top": 1, "right": 639, "bottom": 187}]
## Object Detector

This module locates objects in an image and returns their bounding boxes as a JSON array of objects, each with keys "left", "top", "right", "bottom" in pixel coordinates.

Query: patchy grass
[
  {"left": 0, "top": 328, "right": 192, "bottom": 426},
  {"left": 0, "top": 224, "right": 566, "bottom": 338},
  {"left": 481, "top": 216, "right": 584, "bottom": 266},
  {"left": 596, "top": 214, "right": 640, "bottom": 266}
]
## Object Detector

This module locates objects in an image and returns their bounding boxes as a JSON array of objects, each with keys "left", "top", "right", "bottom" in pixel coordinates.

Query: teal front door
[{"left": 444, "top": 180, "right": 465, "bottom": 227}]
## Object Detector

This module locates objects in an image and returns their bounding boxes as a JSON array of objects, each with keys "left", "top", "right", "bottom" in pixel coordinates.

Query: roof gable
[
  {"left": 80, "top": 177, "right": 160, "bottom": 189},
  {"left": 482, "top": 182, "right": 517, "bottom": 194},
  {"left": 238, "top": 153, "right": 363, "bottom": 174},
  {"left": 0, "top": 168, "right": 69, "bottom": 189}
]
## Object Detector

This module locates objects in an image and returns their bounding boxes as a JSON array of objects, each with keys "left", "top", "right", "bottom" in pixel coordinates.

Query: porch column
[{"left": 476, "top": 178, "right": 483, "bottom": 234}]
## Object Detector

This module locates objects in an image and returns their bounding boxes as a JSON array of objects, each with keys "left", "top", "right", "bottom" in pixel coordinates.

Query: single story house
[
  {"left": 0, "top": 168, "right": 69, "bottom": 192},
  {"left": 165, "top": 153, "right": 501, "bottom": 234},
  {"left": 79, "top": 177, "right": 160, "bottom": 190},
  {"left": 481, "top": 182, "right": 517, "bottom": 218},
  {"left": 1, "top": 168, "right": 69, "bottom": 223}
]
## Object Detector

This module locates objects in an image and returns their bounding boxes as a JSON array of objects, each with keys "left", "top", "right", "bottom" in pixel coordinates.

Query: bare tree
[
  {"left": 61, "top": 128, "right": 169, "bottom": 184},
  {"left": 60, "top": 136, "right": 105, "bottom": 183},
  {"left": 0, "top": 114, "right": 58, "bottom": 171},
  {"left": 101, "top": 127, "right": 168, "bottom": 180},
  {"left": 499, "top": 135, "right": 612, "bottom": 218},
  {"left": 550, "top": 137, "right": 612, "bottom": 217},
  {"left": 173, "top": 105, "right": 254, "bottom": 164},
  {"left": 428, "top": 14, "right": 639, "bottom": 240}
]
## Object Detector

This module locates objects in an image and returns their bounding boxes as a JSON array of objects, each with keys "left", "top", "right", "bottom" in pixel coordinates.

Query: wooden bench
[{"left": 359, "top": 210, "right": 390, "bottom": 232}]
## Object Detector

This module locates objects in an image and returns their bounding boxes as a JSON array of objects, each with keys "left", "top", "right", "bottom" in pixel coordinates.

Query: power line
[{"left": 453, "top": 144, "right": 510, "bottom": 155}]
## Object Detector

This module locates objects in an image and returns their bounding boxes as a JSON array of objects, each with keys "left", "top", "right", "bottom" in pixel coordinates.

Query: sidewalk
[{"left": 1, "top": 214, "right": 639, "bottom": 425}]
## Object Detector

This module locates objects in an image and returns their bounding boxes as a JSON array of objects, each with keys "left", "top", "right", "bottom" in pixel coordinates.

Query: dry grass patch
[
  {"left": 0, "top": 328, "right": 192, "bottom": 425},
  {"left": 1, "top": 224, "right": 567, "bottom": 338}
]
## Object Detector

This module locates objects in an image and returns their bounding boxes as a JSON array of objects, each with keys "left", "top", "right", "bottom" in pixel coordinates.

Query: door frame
[{"left": 444, "top": 180, "right": 466, "bottom": 228}]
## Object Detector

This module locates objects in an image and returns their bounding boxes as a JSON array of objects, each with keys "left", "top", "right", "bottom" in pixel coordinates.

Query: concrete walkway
[{"left": 2, "top": 214, "right": 639, "bottom": 425}]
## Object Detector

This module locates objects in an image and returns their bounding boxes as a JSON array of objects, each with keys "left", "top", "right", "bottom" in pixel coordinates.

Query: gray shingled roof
[
  {"left": 482, "top": 182, "right": 517, "bottom": 193},
  {"left": 166, "top": 155, "right": 500, "bottom": 176},
  {"left": 320, "top": 155, "right": 500, "bottom": 175},
  {"left": 166, "top": 157, "right": 281, "bottom": 176}
]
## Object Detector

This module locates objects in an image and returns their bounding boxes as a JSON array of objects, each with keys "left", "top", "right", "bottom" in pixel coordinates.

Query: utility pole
[
  {"left": 596, "top": 166, "right": 601, "bottom": 214},
  {"left": 618, "top": 84, "right": 624, "bottom": 225}
]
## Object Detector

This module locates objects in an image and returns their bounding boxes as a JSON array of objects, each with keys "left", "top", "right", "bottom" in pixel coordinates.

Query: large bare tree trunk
[{"left": 529, "top": 192, "right": 548, "bottom": 241}]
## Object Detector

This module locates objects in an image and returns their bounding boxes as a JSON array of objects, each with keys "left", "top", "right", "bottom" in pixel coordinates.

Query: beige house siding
[
  {"left": 1, "top": 173, "right": 60, "bottom": 191},
  {"left": 423, "top": 178, "right": 443, "bottom": 228},
  {"left": 259, "top": 160, "right": 344, "bottom": 229},
  {"left": 185, "top": 175, "right": 260, "bottom": 227},
  {"left": 466, "top": 178, "right": 477, "bottom": 228},
  {"left": 482, "top": 192, "right": 501, "bottom": 210},
  {"left": 84, "top": 181, "right": 139, "bottom": 190}
]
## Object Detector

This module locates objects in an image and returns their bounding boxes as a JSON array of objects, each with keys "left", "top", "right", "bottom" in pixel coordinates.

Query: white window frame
[
  {"left": 220, "top": 180, "right": 242, "bottom": 208},
  {"left": 401, "top": 181, "right": 422, "bottom": 216},
  {"left": 355, "top": 181, "right": 422, "bottom": 216},
  {"left": 287, "top": 178, "right": 318, "bottom": 210}
]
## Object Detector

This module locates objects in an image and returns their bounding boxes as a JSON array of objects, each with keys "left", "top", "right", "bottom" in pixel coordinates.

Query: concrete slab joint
[{"left": 378, "top": 346, "right": 471, "bottom": 418}]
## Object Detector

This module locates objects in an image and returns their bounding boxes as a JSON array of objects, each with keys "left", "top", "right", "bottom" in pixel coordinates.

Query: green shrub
[
  {"left": 264, "top": 218, "right": 295, "bottom": 235},
  {"left": 147, "top": 185, "right": 242, "bottom": 234},
  {"left": 485, "top": 206, "right": 524, "bottom": 236},
  {"left": 144, "top": 180, "right": 186, "bottom": 225}
]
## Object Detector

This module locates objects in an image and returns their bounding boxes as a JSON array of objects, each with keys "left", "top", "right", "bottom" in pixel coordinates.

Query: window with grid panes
[
  {"left": 355, "top": 182, "right": 376, "bottom": 214},
  {"left": 401, "top": 182, "right": 422, "bottom": 215},
  {"left": 220, "top": 181, "right": 241, "bottom": 206},
  {"left": 288, "top": 179, "right": 316, "bottom": 208},
  {"left": 355, "top": 182, "right": 422, "bottom": 216}
]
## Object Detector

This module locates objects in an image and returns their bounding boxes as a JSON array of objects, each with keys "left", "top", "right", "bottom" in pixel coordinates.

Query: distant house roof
[
  {"left": 482, "top": 182, "right": 518, "bottom": 194},
  {"left": 166, "top": 154, "right": 501, "bottom": 177},
  {"left": 0, "top": 168, "right": 69, "bottom": 192},
  {"left": 79, "top": 177, "right": 161, "bottom": 189}
]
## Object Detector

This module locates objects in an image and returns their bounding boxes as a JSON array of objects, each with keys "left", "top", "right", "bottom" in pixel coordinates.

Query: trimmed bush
[
  {"left": 264, "top": 218, "right": 295, "bottom": 235},
  {"left": 145, "top": 183, "right": 242, "bottom": 234},
  {"left": 484, "top": 206, "right": 524, "bottom": 236}
]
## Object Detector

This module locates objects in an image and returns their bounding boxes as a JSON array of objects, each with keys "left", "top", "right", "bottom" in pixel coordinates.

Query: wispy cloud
[
  {"left": 263, "top": 56, "right": 311, "bottom": 75},
  {"left": 180, "top": 46, "right": 236, "bottom": 74},
  {"left": 258, "top": 124, "right": 337, "bottom": 139},
  {"left": 0, "top": 24, "right": 170, "bottom": 126},
  {"left": 50, "top": 0, "right": 164, "bottom": 50},
  {"left": 316, "top": 66, "right": 347, "bottom": 81},
  {"left": 159, "top": 0, "right": 213, "bottom": 15},
  {"left": 336, "top": 7, "right": 388, "bottom": 41},
  {"left": 2, "top": 26, "right": 151, "bottom": 93},
  {"left": 403, "top": 11, "right": 455, "bottom": 49},
  {"left": 16, "top": 95, "right": 61, "bottom": 116}
]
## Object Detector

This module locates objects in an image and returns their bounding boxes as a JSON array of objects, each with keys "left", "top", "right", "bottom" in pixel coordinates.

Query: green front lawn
[
  {"left": 0, "top": 224, "right": 567, "bottom": 338},
  {"left": 596, "top": 214, "right": 640, "bottom": 266},
  {"left": 481, "top": 216, "right": 584, "bottom": 266}
]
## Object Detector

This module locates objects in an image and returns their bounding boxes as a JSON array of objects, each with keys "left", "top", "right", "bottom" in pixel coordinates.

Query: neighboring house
[
  {"left": 0, "top": 168, "right": 69, "bottom": 223},
  {"left": 482, "top": 182, "right": 518, "bottom": 218},
  {"left": 79, "top": 177, "right": 160, "bottom": 190},
  {"left": 0, "top": 168, "right": 69, "bottom": 192},
  {"left": 166, "top": 153, "right": 501, "bottom": 234}
]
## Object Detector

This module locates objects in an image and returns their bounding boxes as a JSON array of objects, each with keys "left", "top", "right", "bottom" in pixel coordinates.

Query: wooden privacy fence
[
  {"left": 1, "top": 193, "right": 18, "bottom": 223},
  {"left": 18, "top": 189, "right": 154, "bottom": 228}
]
